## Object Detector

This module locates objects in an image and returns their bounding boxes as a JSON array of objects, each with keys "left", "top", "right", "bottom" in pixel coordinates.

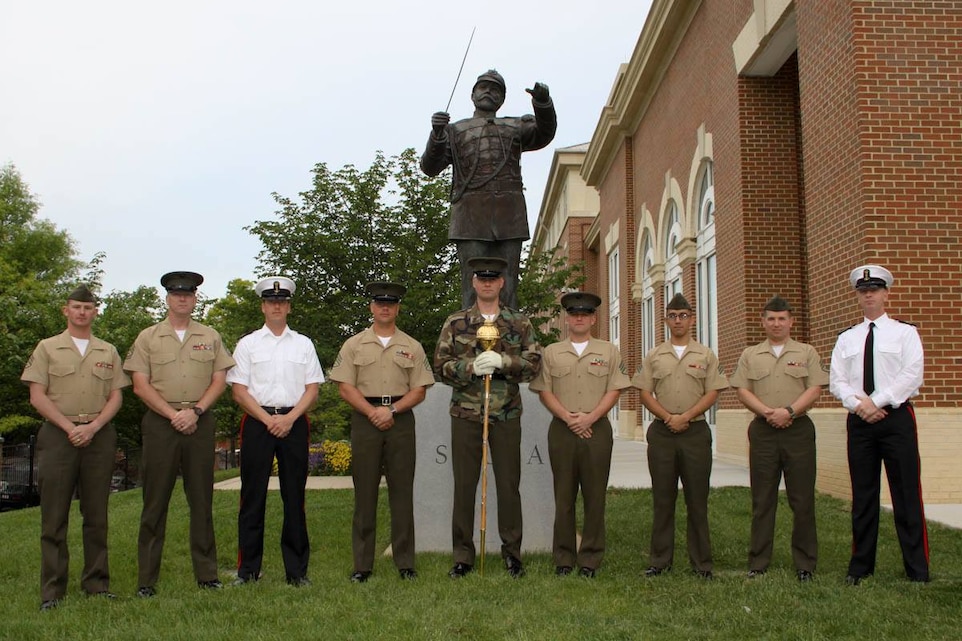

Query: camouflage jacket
[{"left": 433, "top": 305, "right": 542, "bottom": 422}]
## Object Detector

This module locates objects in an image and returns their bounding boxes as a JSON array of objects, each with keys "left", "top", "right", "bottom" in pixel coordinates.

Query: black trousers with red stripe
[
  {"left": 846, "top": 403, "right": 929, "bottom": 580},
  {"left": 237, "top": 414, "right": 310, "bottom": 582}
]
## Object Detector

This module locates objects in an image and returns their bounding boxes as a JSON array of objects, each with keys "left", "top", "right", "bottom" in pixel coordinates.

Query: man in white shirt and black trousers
[
  {"left": 830, "top": 264, "right": 929, "bottom": 585},
  {"left": 227, "top": 277, "right": 325, "bottom": 587}
]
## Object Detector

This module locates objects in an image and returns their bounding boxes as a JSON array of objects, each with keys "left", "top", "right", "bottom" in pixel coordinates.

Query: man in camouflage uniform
[
  {"left": 434, "top": 257, "right": 542, "bottom": 578},
  {"left": 421, "top": 69, "right": 557, "bottom": 309}
]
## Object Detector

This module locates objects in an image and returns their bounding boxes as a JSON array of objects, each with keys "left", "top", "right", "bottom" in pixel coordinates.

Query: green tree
[
  {"left": 517, "top": 247, "right": 587, "bottom": 345},
  {"left": 246, "top": 148, "right": 459, "bottom": 367},
  {"left": 244, "top": 149, "right": 457, "bottom": 441},
  {"left": 92, "top": 286, "right": 165, "bottom": 444},
  {"left": 0, "top": 164, "right": 86, "bottom": 441}
]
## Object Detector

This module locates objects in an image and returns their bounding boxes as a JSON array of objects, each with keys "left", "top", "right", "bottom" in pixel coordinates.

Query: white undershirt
[
  {"left": 482, "top": 313, "right": 497, "bottom": 322},
  {"left": 673, "top": 344, "right": 686, "bottom": 358},
  {"left": 571, "top": 340, "right": 589, "bottom": 356},
  {"left": 175, "top": 329, "right": 186, "bottom": 342},
  {"left": 771, "top": 344, "right": 785, "bottom": 357},
  {"left": 377, "top": 335, "right": 391, "bottom": 348},
  {"left": 72, "top": 337, "right": 89, "bottom": 356}
]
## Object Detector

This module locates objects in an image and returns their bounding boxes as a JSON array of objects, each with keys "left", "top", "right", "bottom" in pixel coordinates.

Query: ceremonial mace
[{"left": 476, "top": 319, "right": 500, "bottom": 576}]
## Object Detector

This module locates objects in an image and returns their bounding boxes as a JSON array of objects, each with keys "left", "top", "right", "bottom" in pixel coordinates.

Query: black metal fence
[
  {"left": 0, "top": 435, "right": 243, "bottom": 512},
  {"left": 0, "top": 436, "right": 146, "bottom": 511},
  {"left": 0, "top": 436, "right": 39, "bottom": 511}
]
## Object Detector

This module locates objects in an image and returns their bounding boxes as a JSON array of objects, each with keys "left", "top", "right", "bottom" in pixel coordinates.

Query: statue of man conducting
[{"left": 421, "top": 69, "right": 557, "bottom": 310}]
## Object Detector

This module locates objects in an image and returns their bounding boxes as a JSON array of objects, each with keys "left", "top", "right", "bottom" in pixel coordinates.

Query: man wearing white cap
[
  {"left": 227, "top": 277, "right": 324, "bottom": 587},
  {"left": 830, "top": 264, "right": 929, "bottom": 585}
]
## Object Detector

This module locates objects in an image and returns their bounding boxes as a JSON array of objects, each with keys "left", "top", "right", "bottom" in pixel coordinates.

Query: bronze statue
[{"left": 421, "top": 69, "right": 557, "bottom": 309}]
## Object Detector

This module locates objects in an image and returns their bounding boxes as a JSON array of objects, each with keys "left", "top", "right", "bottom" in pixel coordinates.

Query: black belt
[
  {"left": 364, "top": 396, "right": 403, "bottom": 406},
  {"left": 261, "top": 406, "right": 295, "bottom": 415}
]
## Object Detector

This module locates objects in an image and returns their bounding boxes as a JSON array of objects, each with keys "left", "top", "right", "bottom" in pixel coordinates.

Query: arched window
[
  {"left": 640, "top": 233, "right": 656, "bottom": 430},
  {"left": 663, "top": 200, "right": 683, "bottom": 342},
  {"left": 694, "top": 160, "right": 718, "bottom": 448}
]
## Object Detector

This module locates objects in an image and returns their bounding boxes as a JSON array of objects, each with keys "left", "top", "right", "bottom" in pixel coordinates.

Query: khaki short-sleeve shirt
[
  {"left": 21, "top": 330, "right": 130, "bottom": 415},
  {"left": 328, "top": 327, "right": 434, "bottom": 397},
  {"left": 123, "top": 319, "right": 235, "bottom": 402},
  {"left": 530, "top": 338, "right": 631, "bottom": 412},
  {"left": 631, "top": 340, "right": 728, "bottom": 416},
  {"left": 729, "top": 338, "right": 828, "bottom": 409}
]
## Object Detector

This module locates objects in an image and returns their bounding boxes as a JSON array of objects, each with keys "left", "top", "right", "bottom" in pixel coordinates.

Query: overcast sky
[{"left": 2, "top": 0, "right": 652, "bottom": 299}]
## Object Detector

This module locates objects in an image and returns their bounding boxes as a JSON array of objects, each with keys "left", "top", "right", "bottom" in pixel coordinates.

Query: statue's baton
[{"left": 444, "top": 26, "right": 476, "bottom": 112}]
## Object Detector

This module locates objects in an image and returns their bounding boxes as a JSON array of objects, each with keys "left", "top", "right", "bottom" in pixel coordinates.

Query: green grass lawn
[{"left": 1, "top": 485, "right": 960, "bottom": 641}]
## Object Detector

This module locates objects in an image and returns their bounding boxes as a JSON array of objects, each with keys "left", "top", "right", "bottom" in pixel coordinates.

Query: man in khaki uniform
[
  {"left": 530, "top": 292, "right": 631, "bottom": 578},
  {"left": 21, "top": 285, "right": 130, "bottom": 611},
  {"left": 633, "top": 292, "right": 728, "bottom": 579},
  {"left": 730, "top": 296, "right": 827, "bottom": 582},
  {"left": 329, "top": 282, "right": 434, "bottom": 582},
  {"left": 124, "top": 271, "right": 235, "bottom": 597}
]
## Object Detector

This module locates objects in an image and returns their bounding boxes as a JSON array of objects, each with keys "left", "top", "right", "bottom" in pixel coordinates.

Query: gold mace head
[{"left": 477, "top": 320, "right": 500, "bottom": 351}]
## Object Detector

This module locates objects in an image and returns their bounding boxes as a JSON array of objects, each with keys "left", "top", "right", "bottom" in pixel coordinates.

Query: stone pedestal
[{"left": 412, "top": 383, "right": 554, "bottom": 553}]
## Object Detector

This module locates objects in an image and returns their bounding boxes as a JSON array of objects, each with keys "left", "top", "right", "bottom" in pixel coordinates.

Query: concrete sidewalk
[{"left": 214, "top": 438, "right": 962, "bottom": 529}]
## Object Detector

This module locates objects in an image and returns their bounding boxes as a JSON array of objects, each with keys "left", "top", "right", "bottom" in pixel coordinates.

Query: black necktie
[{"left": 863, "top": 322, "right": 876, "bottom": 395}]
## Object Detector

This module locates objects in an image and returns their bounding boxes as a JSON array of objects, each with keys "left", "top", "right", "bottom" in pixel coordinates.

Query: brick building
[{"left": 532, "top": 0, "right": 962, "bottom": 502}]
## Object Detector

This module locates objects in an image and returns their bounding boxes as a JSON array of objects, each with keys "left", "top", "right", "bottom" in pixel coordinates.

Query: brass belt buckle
[
  {"left": 380, "top": 395, "right": 391, "bottom": 406},
  {"left": 77, "top": 413, "right": 89, "bottom": 424}
]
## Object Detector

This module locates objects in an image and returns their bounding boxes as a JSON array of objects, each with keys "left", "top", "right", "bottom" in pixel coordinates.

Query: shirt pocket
[
  {"left": 588, "top": 364, "right": 610, "bottom": 378},
  {"left": 747, "top": 367, "right": 771, "bottom": 382},
  {"left": 392, "top": 353, "right": 415, "bottom": 370},
  {"left": 49, "top": 364, "right": 76, "bottom": 378},
  {"left": 149, "top": 352, "right": 176, "bottom": 377},
  {"left": 249, "top": 352, "right": 274, "bottom": 387},
  {"left": 550, "top": 365, "right": 572, "bottom": 379},
  {"left": 454, "top": 334, "right": 479, "bottom": 354},
  {"left": 651, "top": 362, "right": 673, "bottom": 380},
  {"left": 353, "top": 353, "right": 377, "bottom": 368},
  {"left": 91, "top": 364, "right": 115, "bottom": 382},
  {"left": 684, "top": 364, "right": 709, "bottom": 380},
  {"left": 785, "top": 365, "right": 809, "bottom": 380},
  {"left": 876, "top": 341, "right": 903, "bottom": 368}
]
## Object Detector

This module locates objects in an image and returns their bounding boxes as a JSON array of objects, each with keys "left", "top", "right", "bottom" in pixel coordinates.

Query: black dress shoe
[
  {"left": 695, "top": 570, "right": 714, "bottom": 580},
  {"left": 555, "top": 566, "right": 573, "bottom": 576},
  {"left": 845, "top": 574, "right": 866, "bottom": 586},
  {"left": 136, "top": 586, "right": 156, "bottom": 599},
  {"left": 747, "top": 569, "right": 766, "bottom": 579},
  {"left": 908, "top": 574, "right": 930, "bottom": 583},
  {"left": 85, "top": 590, "right": 117, "bottom": 599},
  {"left": 198, "top": 579, "right": 224, "bottom": 590},
  {"left": 797, "top": 570, "right": 814, "bottom": 583},
  {"left": 39, "top": 599, "right": 62, "bottom": 611},
  {"left": 448, "top": 562, "right": 473, "bottom": 579},
  {"left": 398, "top": 568, "right": 417, "bottom": 580},
  {"left": 644, "top": 565, "right": 669, "bottom": 577},
  {"left": 504, "top": 555, "right": 525, "bottom": 578},
  {"left": 579, "top": 567, "right": 597, "bottom": 579},
  {"left": 350, "top": 570, "right": 372, "bottom": 583},
  {"left": 287, "top": 576, "right": 312, "bottom": 587},
  {"left": 232, "top": 574, "right": 258, "bottom": 587}
]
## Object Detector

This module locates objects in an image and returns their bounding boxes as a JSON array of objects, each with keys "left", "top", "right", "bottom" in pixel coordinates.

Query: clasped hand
[{"left": 473, "top": 351, "right": 504, "bottom": 376}]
